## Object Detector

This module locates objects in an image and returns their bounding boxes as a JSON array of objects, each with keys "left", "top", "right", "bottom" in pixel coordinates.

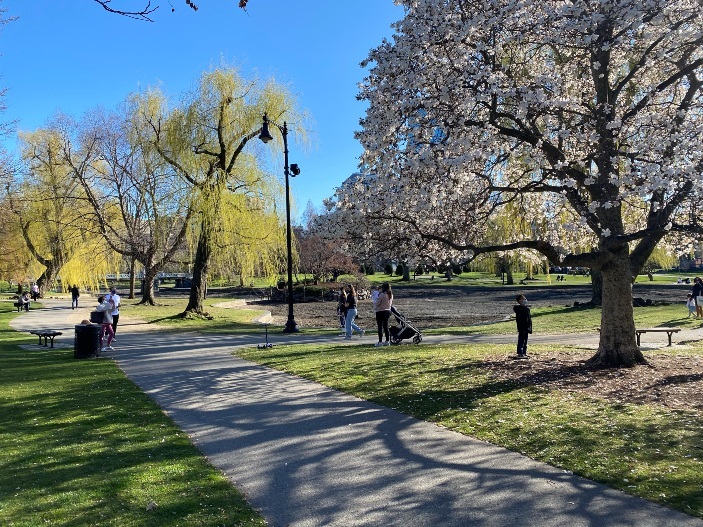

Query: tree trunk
[
  {"left": 587, "top": 249, "right": 645, "bottom": 367},
  {"left": 36, "top": 262, "right": 60, "bottom": 298},
  {"left": 139, "top": 266, "right": 158, "bottom": 305},
  {"left": 128, "top": 257, "right": 136, "bottom": 299},
  {"left": 402, "top": 262, "right": 411, "bottom": 282},
  {"left": 589, "top": 268, "right": 603, "bottom": 306},
  {"left": 184, "top": 227, "right": 211, "bottom": 315}
]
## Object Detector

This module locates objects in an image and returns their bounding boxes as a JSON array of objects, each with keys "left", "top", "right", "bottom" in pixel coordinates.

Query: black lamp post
[{"left": 259, "top": 113, "right": 299, "bottom": 333}]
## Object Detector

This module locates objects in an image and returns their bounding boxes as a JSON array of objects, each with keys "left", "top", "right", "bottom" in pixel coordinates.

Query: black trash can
[{"left": 74, "top": 324, "right": 102, "bottom": 359}]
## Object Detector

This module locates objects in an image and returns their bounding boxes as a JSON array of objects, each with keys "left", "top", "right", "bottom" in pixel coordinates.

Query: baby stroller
[{"left": 389, "top": 306, "right": 423, "bottom": 345}]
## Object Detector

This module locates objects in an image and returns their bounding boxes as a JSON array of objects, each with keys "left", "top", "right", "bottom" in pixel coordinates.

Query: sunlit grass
[
  {"left": 0, "top": 302, "right": 265, "bottom": 527},
  {"left": 424, "top": 303, "right": 702, "bottom": 336},
  {"left": 237, "top": 340, "right": 703, "bottom": 518},
  {"left": 119, "top": 297, "right": 335, "bottom": 336}
]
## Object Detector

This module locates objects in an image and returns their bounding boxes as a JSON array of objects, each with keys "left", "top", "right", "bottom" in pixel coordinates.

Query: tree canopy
[{"left": 324, "top": 0, "right": 703, "bottom": 367}]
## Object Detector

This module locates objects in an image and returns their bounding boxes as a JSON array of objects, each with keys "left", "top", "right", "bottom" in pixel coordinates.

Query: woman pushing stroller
[{"left": 374, "top": 283, "right": 393, "bottom": 346}]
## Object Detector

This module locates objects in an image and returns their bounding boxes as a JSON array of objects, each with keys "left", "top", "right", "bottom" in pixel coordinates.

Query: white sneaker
[
  {"left": 106, "top": 346, "right": 115, "bottom": 351},
  {"left": 359, "top": 329, "right": 365, "bottom": 338},
  {"left": 375, "top": 342, "right": 384, "bottom": 347}
]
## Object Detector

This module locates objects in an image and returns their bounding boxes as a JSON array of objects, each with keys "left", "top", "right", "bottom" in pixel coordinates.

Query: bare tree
[{"left": 93, "top": 0, "right": 247, "bottom": 22}]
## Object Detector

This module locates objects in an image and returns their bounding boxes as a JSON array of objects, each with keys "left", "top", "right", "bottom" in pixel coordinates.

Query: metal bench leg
[
  {"left": 636, "top": 333, "right": 641, "bottom": 346},
  {"left": 667, "top": 332, "right": 673, "bottom": 346},
  {"left": 37, "top": 335, "right": 43, "bottom": 345}
]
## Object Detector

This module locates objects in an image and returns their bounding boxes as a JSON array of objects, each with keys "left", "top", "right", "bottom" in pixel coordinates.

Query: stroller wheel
[{"left": 412, "top": 335, "right": 422, "bottom": 344}]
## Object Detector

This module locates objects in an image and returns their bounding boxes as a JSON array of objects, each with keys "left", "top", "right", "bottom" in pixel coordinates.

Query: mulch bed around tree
[{"left": 483, "top": 351, "right": 703, "bottom": 413}]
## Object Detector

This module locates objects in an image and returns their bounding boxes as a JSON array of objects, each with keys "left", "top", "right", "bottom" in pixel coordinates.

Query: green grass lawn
[
  {"left": 237, "top": 340, "right": 703, "bottom": 519},
  {"left": 0, "top": 302, "right": 265, "bottom": 527},
  {"left": 356, "top": 270, "right": 691, "bottom": 288},
  {"left": 119, "top": 298, "right": 335, "bottom": 337},
  {"left": 428, "top": 303, "right": 703, "bottom": 336}
]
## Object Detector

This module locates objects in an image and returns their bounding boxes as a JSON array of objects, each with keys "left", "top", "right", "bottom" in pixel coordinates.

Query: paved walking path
[{"left": 9, "top": 299, "right": 703, "bottom": 527}]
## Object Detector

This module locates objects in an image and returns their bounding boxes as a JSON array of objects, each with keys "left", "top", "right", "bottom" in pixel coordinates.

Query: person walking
[
  {"left": 374, "top": 282, "right": 393, "bottom": 347},
  {"left": 344, "top": 284, "right": 365, "bottom": 339},
  {"left": 70, "top": 285, "right": 80, "bottom": 310},
  {"left": 106, "top": 286, "right": 121, "bottom": 338},
  {"left": 95, "top": 295, "right": 115, "bottom": 351},
  {"left": 693, "top": 277, "right": 703, "bottom": 318},
  {"left": 31, "top": 283, "right": 39, "bottom": 301},
  {"left": 514, "top": 294, "right": 532, "bottom": 358},
  {"left": 337, "top": 287, "right": 348, "bottom": 334}
]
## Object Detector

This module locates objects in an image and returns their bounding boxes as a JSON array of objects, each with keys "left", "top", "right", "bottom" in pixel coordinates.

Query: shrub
[
  {"left": 384, "top": 263, "right": 394, "bottom": 275},
  {"left": 395, "top": 264, "right": 404, "bottom": 276}
]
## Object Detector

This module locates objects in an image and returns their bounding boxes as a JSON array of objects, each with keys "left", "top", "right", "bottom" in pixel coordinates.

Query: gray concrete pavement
[{"left": 9, "top": 299, "right": 703, "bottom": 526}]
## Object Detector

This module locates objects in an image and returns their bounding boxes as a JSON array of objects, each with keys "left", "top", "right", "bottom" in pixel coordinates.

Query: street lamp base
[{"left": 283, "top": 319, "right": 299, "bottom": 333}]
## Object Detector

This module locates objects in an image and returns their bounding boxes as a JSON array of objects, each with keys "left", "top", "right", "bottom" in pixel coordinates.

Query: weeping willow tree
[
  {"left": 207, "top": 189, "right": 287, "bottom": 287},
  {"left": 7, "top": 125, "right": 118, "bottom": 296},
  {"left": 139, "top": 66, "right": 304, "bottom": 316}
]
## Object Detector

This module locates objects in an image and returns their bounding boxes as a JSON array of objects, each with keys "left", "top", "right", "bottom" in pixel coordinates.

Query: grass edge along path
[
  {"left": 237, "top": 340, "right": 703, "bottom": 520},
  {"left": 0, "top": 302, "right": 266, "bottom": 527}
]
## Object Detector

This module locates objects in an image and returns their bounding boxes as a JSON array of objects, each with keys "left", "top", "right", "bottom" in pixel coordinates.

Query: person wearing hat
[{"left": 106, "top": 286, "right": 121, "bottom": 338}]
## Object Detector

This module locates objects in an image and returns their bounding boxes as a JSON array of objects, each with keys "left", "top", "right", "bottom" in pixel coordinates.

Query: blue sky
[{"left": 1, "top": 0, "right": 403, "bottom": 219}]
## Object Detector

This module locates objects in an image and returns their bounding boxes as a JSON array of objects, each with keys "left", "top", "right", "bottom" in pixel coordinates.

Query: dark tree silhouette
[{"left": 93, "top": 0, "right": 247, "bottom": 21}]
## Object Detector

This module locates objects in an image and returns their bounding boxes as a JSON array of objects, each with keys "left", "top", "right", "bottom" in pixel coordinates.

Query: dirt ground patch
[
  {"left": 256, "top": 283, "right": 703, "bottom": 414},
  {"left": 484, "top": 351, "right": 703, "bottom": 414}
]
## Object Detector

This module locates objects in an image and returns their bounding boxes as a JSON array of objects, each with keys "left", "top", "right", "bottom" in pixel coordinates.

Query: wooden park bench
[
  {"left": 29, "top": 330, "right": 63, "bottom": 348},
  {"left": 596, "top": 327, "right": 681, "bottom": 347},
  {"left": 636, "top": 328, "right": 681, "bottom": 347}
]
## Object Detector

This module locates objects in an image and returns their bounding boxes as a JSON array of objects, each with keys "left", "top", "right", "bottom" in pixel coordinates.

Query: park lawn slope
[
  {"left": 237, "top": 340, "right": 703, "bottom": 519},
  {"left": 0, "top": 302, "right": 265, "bottom": 527},
  {"left": 427, "top": 303, "right": 700, "bottom": 336}
]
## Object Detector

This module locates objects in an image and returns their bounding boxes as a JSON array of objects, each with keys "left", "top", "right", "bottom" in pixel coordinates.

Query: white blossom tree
[{"left": 333, "top": 0, "right": 703, "bottom": 367}]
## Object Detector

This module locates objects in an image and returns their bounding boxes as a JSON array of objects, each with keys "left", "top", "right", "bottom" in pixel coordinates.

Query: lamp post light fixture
[{"left": 259, "top": 113, "right": 299, "bottom": 333}]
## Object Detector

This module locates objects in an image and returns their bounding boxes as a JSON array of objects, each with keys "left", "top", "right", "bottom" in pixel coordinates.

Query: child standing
[
  {"left": 513, "top": 294, "right": 532, "bottom": 358},
  {"left": 687, "top": 293, "right": 697, "bottom": 318}
]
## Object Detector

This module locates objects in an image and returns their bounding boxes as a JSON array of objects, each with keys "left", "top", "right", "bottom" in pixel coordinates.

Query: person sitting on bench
[{"left": 19, "top": 292, "right": 30, "bottom": 312}]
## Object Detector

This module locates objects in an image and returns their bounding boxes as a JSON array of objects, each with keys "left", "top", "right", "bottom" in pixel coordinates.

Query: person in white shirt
[{"left": 106, "top": 286, "right": 121, "bottom": 338}]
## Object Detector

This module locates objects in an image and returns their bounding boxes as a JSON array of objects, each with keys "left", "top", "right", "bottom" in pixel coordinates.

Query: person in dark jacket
[
  {"left": 70, "top": 285, "right": 80, "bottom": 310},
  {"left": 693, "top": 277, "right": 703, "bottom": 318},
  {"left": 513, "top": 294, "right": 532, "bottom": 358}
]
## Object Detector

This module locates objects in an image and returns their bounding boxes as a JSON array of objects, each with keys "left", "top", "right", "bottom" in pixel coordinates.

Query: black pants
[
  {"left": 112, "top": 314, "right": 120, "bottom": 336},
  {"left": 517, "top": 330, "right": 529, "bottom": 355},
  {"left": 376, "top": 310, "right": 391, "bottom": 342}
]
